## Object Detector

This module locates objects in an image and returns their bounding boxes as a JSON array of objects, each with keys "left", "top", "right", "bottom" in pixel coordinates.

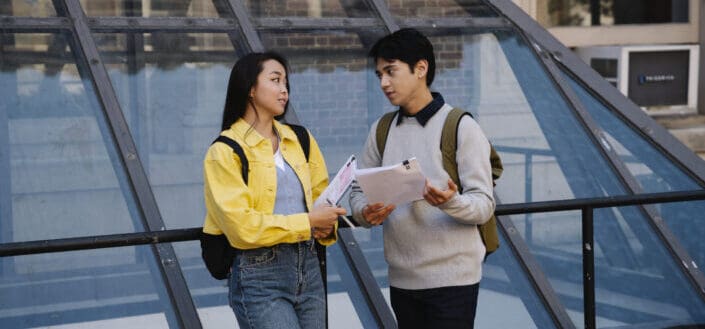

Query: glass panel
[
  {"left": 80, "top": 0, "right": 230, "bottom": 17},
  {"left": 93, "top": 32, "right": 245, "bottom": 230},
  {"left": 561, "top": 68, "right": 705, "bottom": 291},
  {"left": 384, "top": 0, "right": 499, "bottom": 18},
  {"left": 327, "top": 238, "right": 385, "bottom": 328},
  {"left": 560, "top": 70, "right": 700, "bottom": 193},
  {"left": 258, "top": 28, "right": 390, "bottom": 174},
  {"left": 352, "top": 226, "right": 558, "bottom": 328},
  {"left": 0, "top": 32, "right": 143, "bottom": 242},
  {"left": 0, "top": 246, "right": 179, "bottom": 328},
  {"left": 171, "top": 241, "right": 235, "bottom": 328},
  {"left": 410, "top": 29, "right": 618, "bottom": 203},
  {"left": 172, "top": 239, "right": 384, "bottom": 328},
  {"left": 535, "top": 0, "right": 689, "bottom": 27},
  {"left": 0, "top": 1, "right": 57, "bottom": 17},
  {"left": 516, "top": 206, "right": 705, "bottom": 328},
  {"left": 484, "top": 29, "right": 705, "bottom": 328},
  {"left": 245, "top": 0, "right": 375, "bottom": 18}
]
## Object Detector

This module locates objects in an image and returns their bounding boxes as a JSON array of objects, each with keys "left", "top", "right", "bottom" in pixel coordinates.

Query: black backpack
[{"left": 200, "top": 124, "right": 311, "bottom": 280}]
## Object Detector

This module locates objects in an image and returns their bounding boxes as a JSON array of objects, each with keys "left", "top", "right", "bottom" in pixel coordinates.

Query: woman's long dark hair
[{"left": 221, "top": 52, "right": 290, "bottom": 131}]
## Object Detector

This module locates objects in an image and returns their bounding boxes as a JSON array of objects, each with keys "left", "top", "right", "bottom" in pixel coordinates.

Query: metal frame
[
  {"left": 223, "top": 0, "right": 263, "bottom": 51},
  {"left": 63, "top": 0, "right": 201, "bottom": 327},
  {"left": 699, "top": 1, "right": 705, "bottom": 115},
  {"left": 0, "top": 55, "right": 11, "bottom": 275},
  {"left": 398, "top": 17, "right": 510, "bottom": 29},
  {"left": 337, "top": 229, "right": 398, "bottom": 329},
  {"left": 486, "top": 1, "right": 705, "bottom": 326},
  {"left": 5, "top": 190, "right": 705, "bottom": 257},
  {"left": 367, "top": 0, "right": 399, "bottom": 32},
  {"left": 255, "top": 17, "right": 383, "bottom": 30},
  {"left": 537, "top": 38, "right": 705, "bottom": 301},
  {"left": 3, "top": 0, "right": 705, "bottom": 328},
  {"left": 0, "top": 16, "right": 71, "bottom": 31},
  {"left": 3, "top": 190, "right": 705, "bottom": 329},
  {"left": 494, "top": 197, "right": 576, "bottom": 329},
  {"left": 87, "top": 17, "right": 239, "bottom": 32},
  {"left": 554, "top": 62, "right": 705, "bottom": 292}
]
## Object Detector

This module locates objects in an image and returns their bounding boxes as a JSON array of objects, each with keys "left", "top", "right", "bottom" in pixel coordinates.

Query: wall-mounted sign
[
  {"left": 637, "top": 74, "right": 676, "bottom": 84},
  {"left": 628, "top": 50, "right": 689, "bottom": 106}
]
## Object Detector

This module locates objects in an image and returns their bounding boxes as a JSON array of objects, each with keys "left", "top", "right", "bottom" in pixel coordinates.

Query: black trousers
[{"left": 390, "top": 283, "right": 480, "bottom": 329}]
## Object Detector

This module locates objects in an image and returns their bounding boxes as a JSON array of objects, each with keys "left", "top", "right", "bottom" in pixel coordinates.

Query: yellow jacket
[{"left": 203, "top": 119, "right": 336, "bottom": 249}]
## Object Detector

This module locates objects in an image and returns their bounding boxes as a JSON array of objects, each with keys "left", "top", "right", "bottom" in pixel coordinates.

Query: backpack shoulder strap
[
  {"left": 375, "top": 111, "right": 397, "bottom": 158},
  {"left": 441, "top": 108, "right": 468, "bottom": 193},
  {"left": 287, "top": 124, "right": 310, "bottom": 162},
  {"left": 442, "top": 108, "right": 504, "bottom": 187},
  {"left": 213, "top": 135, "right": 249, "bottom": 185}
]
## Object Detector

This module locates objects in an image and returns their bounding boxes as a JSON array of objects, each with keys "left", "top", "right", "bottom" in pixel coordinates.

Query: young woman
[{"left": 203, "top": 52, "right": 346, "bottom": 329}]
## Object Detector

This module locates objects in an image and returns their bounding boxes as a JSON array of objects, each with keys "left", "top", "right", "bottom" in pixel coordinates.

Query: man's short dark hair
[{"left": 368, "top": 28, "right": 436, "bottom": 86}]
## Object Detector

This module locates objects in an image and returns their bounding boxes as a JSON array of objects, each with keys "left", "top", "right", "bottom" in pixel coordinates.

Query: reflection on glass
[
  {"left": 80, "top": 0, "right": 229, "bottom": 17},
  {"left": 537, "top": 0, "right": 689, "bottom": 27},
  {"left": 561, "top": 69, "right": 705, "bottom": 291},
  {"left": 384, "top": 0, "right": 498, "bottom": 17},
  {"left": 479, "top": 29, "right": 705, "bottom": 327},
  {"left": 245, "top": 0, "right": 374, "bottom": 18},
  {"left": 174, "top": 238, "right": 388, "bottom": 328},
  {"left": 327, "top": 239, "right": 383, "bottom": 328},
  {"left": 0, "top": 1, "right": 56, "bottom": 16},
  {"left": 0, "top": 246, "right": 179, "bottom": 328},
  {"left": 0, "top": 32, "right": 142, "bottom": 243},
  {"left": 412, "top": 29, "right": 617, "bottom": 203},
  {"left": 258, "top": 29, "right": 390, "bottom": 174},
  {"left": 170, "top": 241, "right": 235, "bottom": 328},
  {"left": 93, "top": 32, "right": 241, "bottom": 233},
  {"left": 351, "top": 226, "right": 557, "bottom": 328}
]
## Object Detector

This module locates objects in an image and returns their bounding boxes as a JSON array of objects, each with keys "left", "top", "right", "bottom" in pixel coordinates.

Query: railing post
[
  {"left": 525, "top": 152, "right": 533, "bottom": 245},
  {"left": 582, "top": 206, "right": 595, "bottom": 329}
]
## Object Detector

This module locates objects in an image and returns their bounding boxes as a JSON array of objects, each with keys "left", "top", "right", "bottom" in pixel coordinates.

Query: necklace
[{"left": 270, "top": 130, "right": 280, "bottom": 152}]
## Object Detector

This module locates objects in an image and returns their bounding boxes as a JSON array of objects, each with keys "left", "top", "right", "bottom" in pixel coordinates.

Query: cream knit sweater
[{"left": 350, "top": 103, "right": 495, "bottom": 289}]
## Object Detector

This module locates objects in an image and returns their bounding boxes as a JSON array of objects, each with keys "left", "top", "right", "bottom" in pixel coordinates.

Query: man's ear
[{"left": 414, "top": 60, "right": 429, "bottom": 79}]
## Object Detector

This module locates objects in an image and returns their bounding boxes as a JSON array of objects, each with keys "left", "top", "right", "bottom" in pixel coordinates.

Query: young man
[{"left": 349, "top": 28, "right": 495, "bottom": 329}]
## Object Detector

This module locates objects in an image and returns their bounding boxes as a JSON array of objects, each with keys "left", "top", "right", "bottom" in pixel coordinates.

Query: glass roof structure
[{"left": 1, "top": 1, "right": 704, "bottom": 328}]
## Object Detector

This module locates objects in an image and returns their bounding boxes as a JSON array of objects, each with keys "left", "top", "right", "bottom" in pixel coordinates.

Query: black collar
[{"left": 396, "top": 92, "right": 445, "bottom": 127}]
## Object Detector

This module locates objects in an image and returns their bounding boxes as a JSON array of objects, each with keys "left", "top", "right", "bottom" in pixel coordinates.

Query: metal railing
[{"left": 2, "top": 189, "right": 705, "bottom": 329}]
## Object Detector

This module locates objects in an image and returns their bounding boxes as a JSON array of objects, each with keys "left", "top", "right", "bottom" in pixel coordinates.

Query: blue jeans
[
  {"left": 391, "top": 283, "right": 480, "bottom": 329},
  {"left": 228, "top": 240, "right": 326, "bottom": 329}
]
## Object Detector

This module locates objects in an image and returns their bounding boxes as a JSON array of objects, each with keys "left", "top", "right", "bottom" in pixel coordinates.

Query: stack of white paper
[
  {"left": 314, "top": 155, "right": 357, "bottom": 228},
  {"left": 315, "top": 155, "right": 357, "bottom": 207},
  {"left": 355, "top": 157, "right": 425, "bottom": 205}
]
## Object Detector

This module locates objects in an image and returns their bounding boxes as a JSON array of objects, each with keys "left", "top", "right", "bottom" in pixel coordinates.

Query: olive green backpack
[{"left": 375, "top": 108, "right": 503, "bottom": 257}]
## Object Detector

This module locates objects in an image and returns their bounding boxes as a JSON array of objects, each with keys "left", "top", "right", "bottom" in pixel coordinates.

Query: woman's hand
[
  {"left": 309, "top": 204, "right": 346, "bottom": 231},
  {"left": 312, "top": 227, "right": 334, "bottom": 239},
  {"left": 362, "top": 202, "right": 395, "bottom": 226}
]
